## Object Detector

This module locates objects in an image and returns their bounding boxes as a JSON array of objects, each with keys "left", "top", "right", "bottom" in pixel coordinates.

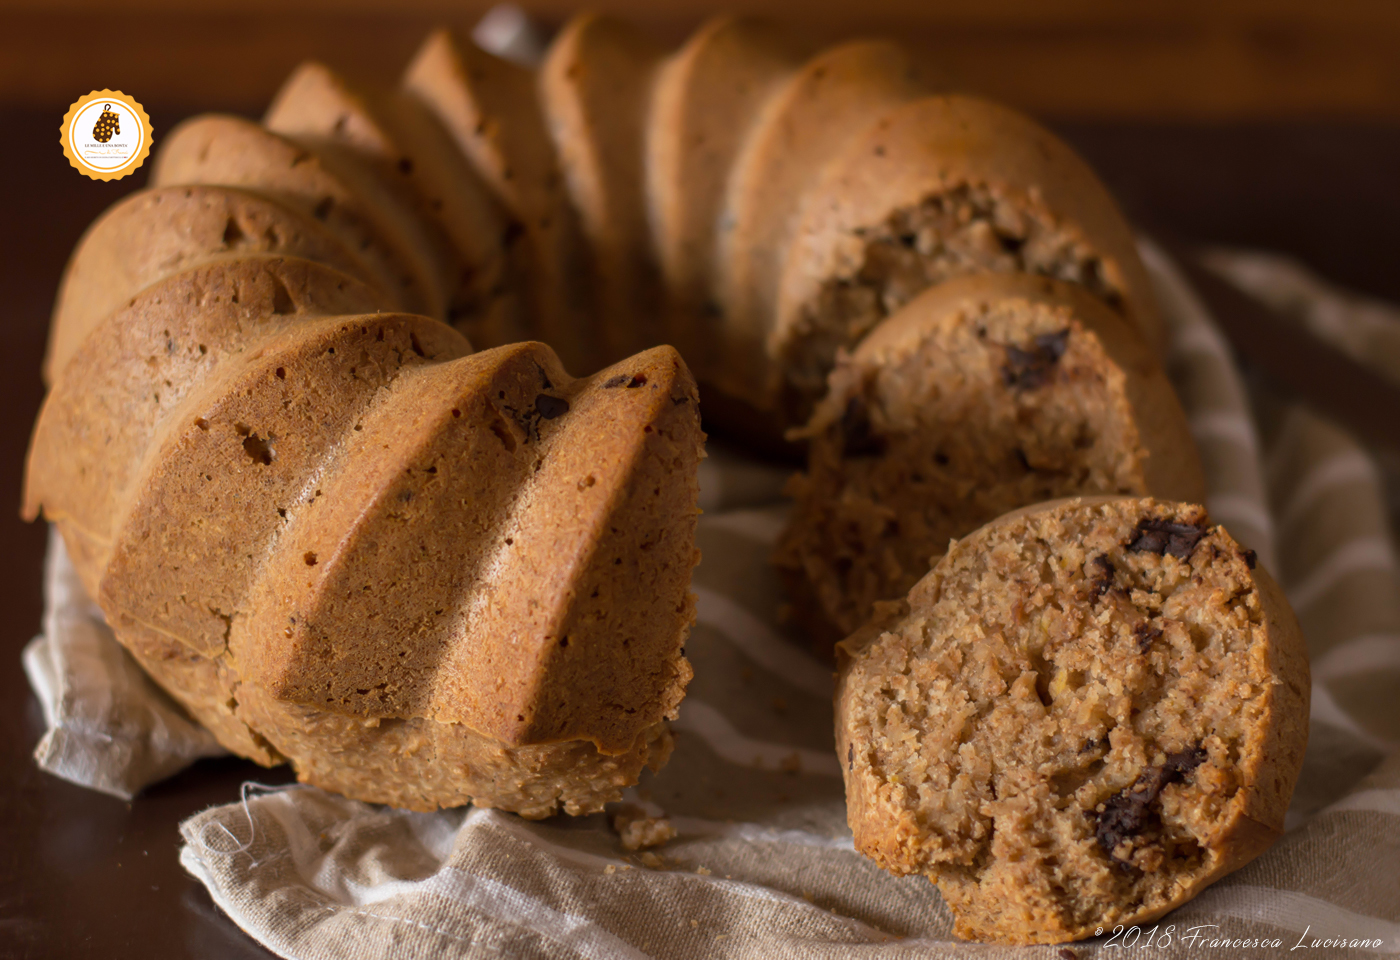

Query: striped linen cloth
[{"left": 25, "top": 243, "right": 1400, "bottom": 957}]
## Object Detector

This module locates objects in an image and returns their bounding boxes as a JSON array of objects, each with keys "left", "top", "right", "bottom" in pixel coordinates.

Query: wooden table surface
[{"left": 1, "top": 105, "right": 1397, "bottom": 958}]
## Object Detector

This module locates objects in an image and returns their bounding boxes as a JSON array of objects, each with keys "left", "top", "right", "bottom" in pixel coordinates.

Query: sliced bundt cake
[{"left": 27, "top": 13, "right": 1201, "bottom": 820}]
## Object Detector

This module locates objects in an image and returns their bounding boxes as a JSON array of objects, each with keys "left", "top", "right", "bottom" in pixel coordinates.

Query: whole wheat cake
[
  {"left": 836, "top": 497, "right": 1310, "bottom": 944},
  {"left": 777, "top": 273, "right": 1205, "bottom": 644}
]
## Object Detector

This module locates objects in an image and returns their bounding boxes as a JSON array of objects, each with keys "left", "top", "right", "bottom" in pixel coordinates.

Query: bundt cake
[
  {"left": 836, "top": 497, "right": 1309, "bottom": 944},
  {"left": 27, "top": 12, "right": 1180, "bottom": 816},
  {"left": 777, "top": 273, "right": 1206, "bottom": 645}
]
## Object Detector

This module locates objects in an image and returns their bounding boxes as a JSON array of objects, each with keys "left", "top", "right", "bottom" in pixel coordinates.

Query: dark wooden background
[
  {"left": 5, "top": 1, "right": 1400, "bottom": 118},
  {"left": 2, "top": 3, "right": 1399, "bottom": 957}
]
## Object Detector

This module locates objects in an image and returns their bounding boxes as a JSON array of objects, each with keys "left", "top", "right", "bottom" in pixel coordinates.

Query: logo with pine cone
[{"left": 61, "top": 90, "right": 151, "bottom": 181}]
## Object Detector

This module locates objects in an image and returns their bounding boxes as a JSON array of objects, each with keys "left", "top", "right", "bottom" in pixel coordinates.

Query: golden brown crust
[
  {"left": 265, "top": 60, "right": 515, "bottom": 345},
  {"left": 714, "top": 40, "right": 925, "bottom": 414},
  {"left": 24, "top": 256, "right": 391, "bottom": 596},
  {"left": 836, "top": 497, "right": 1309, "bottom": 944},
  {"left": 151, "top": 114, "right": 445, "bottom": 319},
  {"left": 98, "top": 314, "right": 466, "bottom": 660},
  {"left": 43, "top": 185, "right": 377, "bottom": 386},
  {"left": 540, "top": 13, "right": 665, "bottom": 367},
  {"left": 645, "top": 16, "right": 803, "bottom": 368},
  {"left": 241, "top": 343, "right": 701, "bottom": 755},
  {"left": 403, "top": 29, "right": 592, "bottom": 369}
]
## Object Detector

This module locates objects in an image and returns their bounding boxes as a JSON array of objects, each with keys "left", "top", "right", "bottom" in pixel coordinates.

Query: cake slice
[
  {"left": 836, "top": 496, "right": 1309, "bottom": 944},
  {"left": 43, "top": 184, "right": 378, "bottom": 385},
  {"left": 713, "top": 40, "right": 925, "bottom": 413},
  {"left": 540, "top": 13, "right": 665, "bottom": 365},
  {"left": 265, "top": 61, "right": 517, "bottom": 346},
  {"left": 777, "top": 274, "right": 1204, "bottom": 643},
  {"left": 773, "top": 95, "right": 1161, "bottom": 424},
  {"left": 403, "top": 29, "right": 592, "bottom": 371},
  {"left": 151, "top": 115, "right": 447, "bottom": 319},
  {"left": 644, "top": 16, "right": 802, "bottom": 368}
]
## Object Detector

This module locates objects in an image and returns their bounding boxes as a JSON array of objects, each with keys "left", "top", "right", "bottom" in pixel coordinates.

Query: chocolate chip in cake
[
  {"left": 1093, "top": 742, "right": 1207, "bottom": 867},
  {"left": 1164, "top": 744, "right": 1207, "bottom": 780},
  {"left": 1134, "top": 622, "right": 1163, "bottom": 653},
  {"left": 1001, "top": 328, "right": 1069, "bottom": 390},
  {"left": 1125, "top": 518, "right": 1207, "bottom": 560},
  {"left": 1093, "top": 786, "right": 1155, "bottom": 869}
]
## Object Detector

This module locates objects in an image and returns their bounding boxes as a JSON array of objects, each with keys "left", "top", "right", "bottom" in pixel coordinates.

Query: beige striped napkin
[{"left": 156, "top": 244, "right": 1399, "bottom": 958}]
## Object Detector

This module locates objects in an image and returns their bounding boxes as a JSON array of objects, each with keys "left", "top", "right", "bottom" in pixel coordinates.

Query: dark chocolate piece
[
  {"left": 1134, "top": 622, "right": 1163, "bottom": 653},
  {"left": 1126, "top": 518, "right": 1208, "bottom": 560},
  {"left": 1002, "top": 329, "right": 1070, "bottom": 390},
  {"left": 1093, "top": 742, "right": 1208, "bottom": 867}
]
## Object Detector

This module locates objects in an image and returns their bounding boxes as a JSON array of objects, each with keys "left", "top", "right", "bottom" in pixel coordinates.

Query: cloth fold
[
  {"left": 22, "top": 526, "right": 225, "bottom": 800},
  {"left": 23, "top": 243, "right": 1400, "bottom": 957}
]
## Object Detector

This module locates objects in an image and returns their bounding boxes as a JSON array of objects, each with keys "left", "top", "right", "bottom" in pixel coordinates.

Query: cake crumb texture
[{"left": 836, "top": 497, "right": 1309, "bottom": 944}]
